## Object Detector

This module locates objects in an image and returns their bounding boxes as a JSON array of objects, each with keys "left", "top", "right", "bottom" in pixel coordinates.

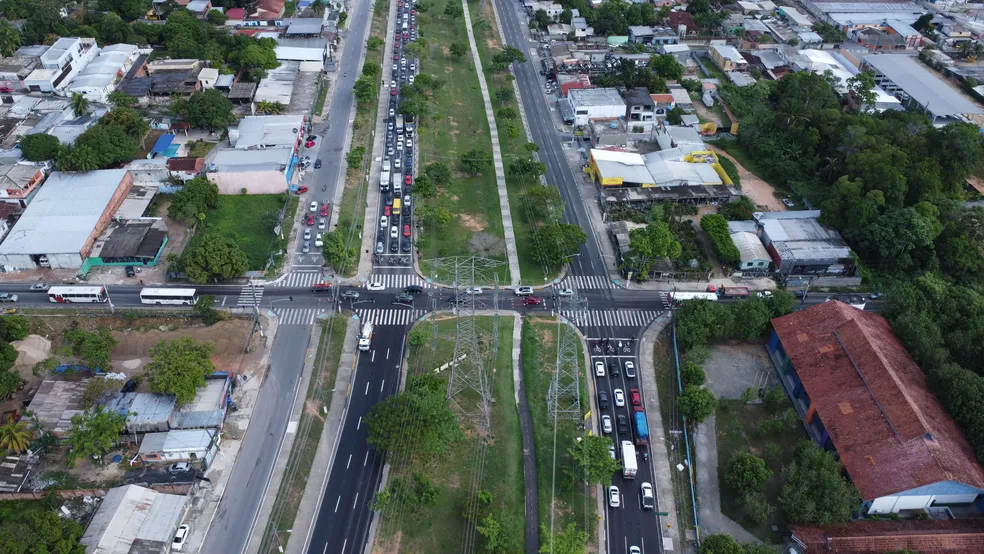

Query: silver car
[
  {"left": 376, "top": 241, "right": 384, "bottom": 254},
  {"left": 302, "top": 241, "right": 311, "bottom": 253}
]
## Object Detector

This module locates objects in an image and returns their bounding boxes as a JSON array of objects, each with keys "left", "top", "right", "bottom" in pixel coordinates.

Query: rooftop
[
  {"left": 863, "top": 54, "right": 983, "bottom": 118},
  {"left": 0, "top": 169, "right": 129, "bottom": 257},
  {"left": 186, "top": 0, "right": 211, "bottom": 11},
  {"left": 81, "top": 485, "right": 186, "bottom": 554},
  {"left": 731, "top": 231, "right": 770, "bottom": 262},
  {"left": 570, "top": 87, "right": 626, "bottom": 108},
  {"left": 139, "top": 429, "right": 218, "bottom": 453},
  {"left": 26, "top": 378, "right": 88, "bottom": 435},
  {"left": 210, "top": 147, "right": 293, "bottom": 172},
  {"left": 789, "top": 519, "right": 984, "bottom": 553},
  {"left": 624, "top": 87, "right": 655, "bottom": 106},
  {"left": 286, "top": 18, "right": 324, "bottom": 35},
  {"left": 711, "top": 44, "right": 747, "bottom": 64},
  {"left": 101, "top": 392, "right": 176, "bottom": 434},
  {"left": 772, "top": 301, "right": 984, "bottom": 501},
  {"left": 169, "top": 377, "right": 227, "bottom": 429},
  {"left": 230, "top": 114, "right": 304, "bottom": 149},
  {"left": 90, "top": 219, "right": 168, "bottom": 261},
  {"left": 0, "top": 163, "right": 44, "bottom": 191}
]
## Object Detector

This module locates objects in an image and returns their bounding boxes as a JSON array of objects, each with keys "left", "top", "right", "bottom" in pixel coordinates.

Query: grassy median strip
[
  {"left": 375, "top": 316, "right": 524, "bottom": 553},
  {"left": 413, "top": 0, "right": 509, "bottom": 283},
  {"left": 467, "top": 0, "right": 562, "bottom": 283},
  {"left": 260, "top": 314, "right": 348, "bottom": 553},
  {"left": 522, "top": 317, "right": 595, "bottom": 547}
]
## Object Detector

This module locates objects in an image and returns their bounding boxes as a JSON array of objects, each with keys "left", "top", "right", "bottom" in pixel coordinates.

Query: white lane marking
[
  {"left": 346, "top": 454, "right": 352, "bottom": 469},
  {"left": 334, "top": 496, "right": 341, "bottom": 512},
  {"left": 357, "top": 416, "right": 362, "bottom": 430}
]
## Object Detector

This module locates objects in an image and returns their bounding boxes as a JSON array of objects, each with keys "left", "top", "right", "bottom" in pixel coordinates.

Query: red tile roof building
[
  {"left": 788, "top": 519, "right": 984, "bottom": 553},
  {"left": 769, "top": 301, "right": 984, "bottom": 514},
  {"left": 668, "top": 12, "right": 698, "bottom": 35},
  {"left": 166, "top": 157, "right": 205, "bottom": 175}
]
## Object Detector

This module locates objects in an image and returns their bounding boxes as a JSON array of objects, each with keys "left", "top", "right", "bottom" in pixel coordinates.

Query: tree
[
  {"left": 913, "top": 13, "right": 933, "bottom": 32},
  {"left": 449, "top": 42, "right": 467, "bottom": 59},
  {"left": 700, "top": 214, "right": 741, "bottom": 265},
  {"left": 424, "top": 162, "right": 452, "bottom": 186},
  {"left": 508, "top": 158, "right": 547, "bottom": 178},
  {"left": 0, "top": 419, "right": 31, "bottom": 454},
  {"left": 365, "top": 374, "right": 463, "bottom": 459},
  {"left": 0, "top": 368, "right": 19, "bottom": 401},
  {"left": 699, "top": 534, "right": 744, "bottom": 554},
  {"left": 568, "top": 434, "right": 623, "bottom": 486},
  {"left": 650, "top": 54, "right": 683, "bottom": 81},
  {"left": 347, "top": 146, "right": 366, "bottom": 168},
  {"left": 680, "top": 360, "right": 706, "bottom": 387},
  {"left": 183, "top": 235, "right": 249, "bottom": 283},
  {"left": 0, "top": 20, "right": 21, "bottom": 57},
  {"left": 0, "top": 315, "right": 28, "bottom": 343},
  {"left": 495, "top": 87, "right": 514, "bottom": 103},
  {"left": 366, "top": 35, "right": 383, "bottom": 51},
  {"left": 182, "top": 89, "right": 236, "bottom": 131},
  {"left": 679, "top": 385, "right": 717, "bottom": 422},
  {"left": 194, "top": 294, "right": 225, "bottom": 326},
  {"left": 444, "top": 0, "right": 462, "bottom": 17},
  {"left": 538, "top": 523, "right": 588, "bottom": 554},
  {"left": 18, "top": 133, "right": 60, "bottom": 161},
  {"left": 71, "top": 93, "right": 89, "bottom": 117},
  {"left": 107, "top": 91, "right": 137, "bottom": 108},
  {"left": 322, "top": 230, "right": 356, "bottom": 273},
  {"left": 413, "top": 174, "right": 436, "bottom": 198},
  {"left": 146, "top": 337, "right": 216, "bottom": 404},
  {"left": 0, "top": 500, "right": 86, "bottom": 553},
  {"left": 206, "top": 8, "right": 228, "bottom": 24},
  {"left": 846, "top": 69, "right": 877, "bottom": 109},
  {"left": 533, "top": 9, "right": 550, "bottom": 30},
  {"left": 725, "top": 451, "right": 772, "bottom": 495},
  {"left": 168, "top": 176, "right": 219, "bottom": 225},
  {"left": 779, "top": 440, "right": 861, "bottom": 524},
  {"left": 626, "top": 207, "right": 682, "bottom": 278},
  {"left": 522, "top": 185, "right": 563, "bottom": 221},
  {"left": 62, "top": 327, "right": 117, "bottom": 371},
  {"left": 353, "top": 76, "right": 375, "bottom": 104},
  {"left": 66, "top": 406, "right": 126, "bottom": 466},
  {"left": 533, "top": 223, "right": 587, "bottom": 267},
  {"left": 0, "top": 342, "right": 16, "bottom": 373},
  {"left": 460, "top": 148, "right": 493, "bottom": 174},
  {"left": 497, "top": 107, "right": 517, "bottom": 120}
]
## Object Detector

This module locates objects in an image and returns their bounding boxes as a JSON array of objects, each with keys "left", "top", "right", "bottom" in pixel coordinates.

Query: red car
[
  {"left": 403, "top": 224, "right": 411, "bottom": 237},
  {"left": 629, "top": 388, "right": 641, "bottom": 406},
  {"left": 412, "top": 9, "right": 416, "bottom": 14},
  {"left": 320, "top": 204, "right": 329, "bottom": 216},
  {"left": 295, "top": 186, "right": 308, "bottom": 194},
  {"left": 384, "top": 206, "right": 391, "bottom": 216},
  {"left": 391, "top": 88, "right": 397, "bottom": 96},
  {"left": 394, "top": 53, "right": 399, "bottom": 60},
  {"left": 305, "top": 140, "right": 316, "bottom": 148},
  {"left": 522, "top": 297, "right": 542, "bottom": 306},
  {"left": 405, "top": 174, "right": 412, "bottom": 185},
  {"left": 403, "top": 32, "right": 408, "bottom": 39},
  {"left": 305, "top": 214, "right": 315, "bottom": 225}
]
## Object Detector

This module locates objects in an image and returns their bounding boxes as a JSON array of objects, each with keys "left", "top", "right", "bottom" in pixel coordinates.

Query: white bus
[
  {"left": 140, "top": 288, "right": 199, "bottom": 305},
  {"left": 48, "top": 286, "right": 108, "bottom": 303}
]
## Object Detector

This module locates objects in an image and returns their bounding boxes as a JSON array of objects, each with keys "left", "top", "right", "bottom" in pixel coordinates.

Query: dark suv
[
  {"left": 405, "top": 284, "right": 423, "bottom": 294},
  {"left": 598, "top": 391, "right": 609, "bottom": 410},
  {"left": 393, "top": 293, "right": 414, "bottom": 304}
]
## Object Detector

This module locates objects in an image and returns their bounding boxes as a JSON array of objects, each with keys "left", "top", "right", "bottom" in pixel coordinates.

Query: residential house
[
  {"left": 624, "top": 87, "right": 656, "bottom": 134},
  {"left": 776, "top": 5, "right": 812, "bottom": 27},
  {"left": 568, "top": 87, "right": 626, "bottom": 127},
  {"left": 769, "top": 301, "right": 984, "bottom": 515},
  {"left": 186, "top": 0, "right": 212, "bottom": 15},
  {"left": 80, "top": 485, "right": 187, "bottom": 554},
  {"left": 668, "top": 86, "right": 694, "bottom": 113},
  {"left": 166, "top": 157, "right": 205, "bottom": 180},
  {"left": 628, "top": 26, "right": 655, "bottom": 43},
  {"left": 852, "top": 27, "right": 906, "bottom": 51},
  {"left": 246, "top": 0, "right": 287, "bottom": 24},
  {"left": 0, "top": 47, "right": 46, "bottom": 91},
  {"left": 728, "top": 223, "right": 772, "bottom": 272},
  {"left": 650, "top": 93, "right": 675, "bottom": 120},
  {"left": 137, "top": 429, "right": 221, "bottom": 466},
  {"left": 207, "top": 114, "right": 305, "bottom": 194},
  {"left": 572, "top": 17, "right": 594, "bottom": 39},
  {"left": 710, "top": 44, "right": 748, "bottom": 72},
  {"left": 25, "top": 378, "right": 88, "bottom": 437},
  {"left": 198, "top": 67, "right": 219, "bottom": 89},
  {"left": 787, "top": 520, "right": 984, "bottom": 553},
  {"left": 0, "top": 162, "right": 49, "bottom": 208},
  {"left": 23, "top": 37, "right": 97, "bottom": 92},
  {"left": 64, "top": 44, "right": 141, "bottom": 103},
  {"left": 225, "top": 6, "right": 246, "bottom": 24},
  {"left": 668, "top": 12, "right": 698, "bottom": 37}
]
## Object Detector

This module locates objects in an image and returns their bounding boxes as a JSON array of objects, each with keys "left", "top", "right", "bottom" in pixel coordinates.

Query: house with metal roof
[
  {"left": 787, "top": 519, "right": 984, "bottom": 553},
  {"left": 137, "top": 428, "right": 220, "bottom": 467},
  {"left": 862, "top": 54, "right": 984, "bottom": 124},
  {"left": 64, "top": 44, "right": 141, "bottom": 103},
  {"left": 208, "top": 114, "right": 305, "bottom": 194},
  {"left": 568, "top": 88, "right": 626, "bottom": 127},
  {"left": 0, "top": 169, "right": 132, "bottom": 269},
  {"left": 81, "top": 485, "right": 187, "bottom": 554},
  {"left": 769, "top": 301, "right": 984, "bottom": 515},
  {"left": 730, "top": 231, "right": 771, "bottom": 272},
  {"left": 169, "top": 376, "right": 229, "bottom": 430},
  {"left": 26, "top": 378, "right": 89, "bottom": 437}
]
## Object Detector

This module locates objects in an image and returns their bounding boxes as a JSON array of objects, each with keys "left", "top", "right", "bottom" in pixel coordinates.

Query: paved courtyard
[{"left": 701, "top": 342, "right": 779, "bottom": 400}]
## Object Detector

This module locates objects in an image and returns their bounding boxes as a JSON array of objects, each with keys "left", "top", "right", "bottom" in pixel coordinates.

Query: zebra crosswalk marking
[
  {"left": 558, "top": 275, "right": 614, "bottom": 290},
  {"left": 238, "top": 285, "right": 264, "bottom": 306},
  {"left": 273, "top": 308, "right": 326, "bottom": 325},
  {"left": 559, "top": 310, "right": 663, "bottom": 329},
  {"left": 363, "top": 273, "right": 431, "bottom": 290},
  {"left": 354, "top": 308, "right": 426, "bottom": 326},
  {"left": 269, "top": 271, "right": 331, "bottom": 288}
]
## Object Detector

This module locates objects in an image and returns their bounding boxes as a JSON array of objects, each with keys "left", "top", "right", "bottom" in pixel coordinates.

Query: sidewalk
[
  {"left": 638, "top": 315, "right": 683, "bottom": 553},
  {"left": 512, "top": 316, "right": 539, "bottom": 554},
  {"left": 695, "top": 417, "right": 760, "bottom": 544},
  {"left": 290, "top": 316, "right": 362, "bottom": 554},
  {"left": 460, "top": 0, "right": 522, "bottom": 286},
  {"left": 244, "top": 316, "right": 359, "bottom": 554}
]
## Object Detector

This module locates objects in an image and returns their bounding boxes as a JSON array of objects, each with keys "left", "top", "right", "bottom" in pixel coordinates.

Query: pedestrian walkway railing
[{"left": 672, "top": 319, "right": 702, "bottom": 547}]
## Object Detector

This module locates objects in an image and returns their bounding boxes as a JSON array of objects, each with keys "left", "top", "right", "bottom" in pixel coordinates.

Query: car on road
[
  {"left": 394, "top": 157, "right": 401, "bottom": 170},
  {"left": 375, "top": 241, "right": 384, "bottom": 254},
  {"left": 598, "top": 391, "right": 608, "bottom": 409},
  {"left": 318, "top": 218, "right": 326, "bottom": 230},
  {"left": 29, "top": 283, "right": 49, "bottom": 291},
  {"left": 608, "top": 359, "right": 619, "bottom": 377},
  {"left": 305, "top": 214, "right": 315, "bottom": 225},
  {"left": 295, "top": 186, "right": 308, "bottom": 194},
  {"left": 465, "top": 287, "right": 483, "bottom": 295},
  {"left": 380, "top": 215, "right": 388, "bottom": 229},
  {"left": 403, "top": 224, "right": 411, "bottom": 237},
  {"left": 624, "top": 360, "right": 636, "bottom": 378},
  {"left": 302, "top": 241, "right": 310, "bottom": 253},
  {"left": 594, "top": 361, "right": 605, "bottom": 377},
  {"left": 557, "top": 287, "right": 573, "bottom": 296},
  {"left": 629, "top": 547, "right": 641, "bottom": 554},
  {"left": 384, "top": 206, "right": 391, "bottom": 217},
  {"left": 314, "top": 159, "right": 322, "bottom": 169},
  {"left": 522, "top": 297, "right": 542, "bottom": 306},
  {"left": 514, "top": 286, "right": 534, "bottom": 296},
  {"left": 613, "top": 389, "right": 625, "bottom": 407},
  {"left": 630, "top": 388, "right": 641, "bottom": 406},
  {"left": 390, "top": 225, "right": 398, "bottom": 239},
  {"left": 601, "top": 415, "right": 612, "bottom": 434},
  {"left": 617, "top": 414, "right": 628, "bottom": 433},
  {"left": 404, "top": 285, "right": 423, "bottom": 294},
  {"left": 315, "top": 234, "right": 323, "bottom": 248},
  {"left": 367, "top": 281, "right": 385, "bottom": 291},
  {"left": 393, "top": 292, "right": 413, "bottom": 304},
  {"left": 640, "top": 482, "right": 655, "bottom": 510},
  {"left": 172, "top": 524, "right": 190, "bottom": 551},
  {"left": 390, "top": 241, "right": 399, "bottom": 252},
  {"left": 391, "top": 88, "right": 396, "bottom": 96},
  {"left": 405, "top": 174, "right": 412, "bottom": 185},
  {"left": 320, "top": 204, "right": 329, "bottom": 217},
  {"left": 0, "top": 293, "right": 19, "bottom": 303},
  {"left": 401, "top": 238, "right": 411, "bottom": 252},
  {"left": 310, "top": 201, "right": 318, "bottom": 212},
  {"left": 168, "top": 462, "right": 191, "bottom": 474},
  {"left": 303, "top": 229, "right": 311, "bottom": 241},
  {"left": 609, "top": 444, "right": 616, "bottom": 459},
  {"left": 389, "top": 108, "right": 395, "bottom": 118},
  {"left": 341, "top": 290, "right": 360, "bottom": 300},
  {"left": 608, "top": 486, "right": 620, "bottom": 508}
]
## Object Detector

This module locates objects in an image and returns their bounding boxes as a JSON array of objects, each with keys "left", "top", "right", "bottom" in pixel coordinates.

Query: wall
[
  {"left": 208, "top": 170, "right": 288, "bottom": 194},
  {"left": 81, "top": 172, "right": 134, "bottom": 259}
]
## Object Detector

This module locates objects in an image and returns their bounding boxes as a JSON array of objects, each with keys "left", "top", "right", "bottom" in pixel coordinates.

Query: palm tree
[
  {"left": 0, "top": 420, "right": 32, "bottom": 454},
  {"left": 0, "top": 21, "right": 21, "bottom": 57},
  {"left": 311, "top": 0, "right": 326, "bottom": 15},
  {"left": 71, "top": 92, "right": 89, "bottom": 117}
]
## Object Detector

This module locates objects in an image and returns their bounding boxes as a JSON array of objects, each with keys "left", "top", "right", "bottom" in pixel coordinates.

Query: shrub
[
  {"left": 700, "top": 214, "right": 741, "bottom": 265},
  {"left": 725, "top": 451, "right": 772, "bottom": 495},
  {"left": 680, "top": 360, "right": 706, "bottom": 387}
]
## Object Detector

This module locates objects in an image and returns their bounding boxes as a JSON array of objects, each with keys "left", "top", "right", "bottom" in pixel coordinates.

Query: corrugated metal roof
[
  {"left": 137, "top": 432, "right": 168, "bottom": 454},
  {"left": 731, "top": 231, "right": 770, "bottom": 263},
  {"left": 864, "top": 55, "right": 983, "bottom": 118},
  {"left": 81, "top": 485, "right": 185, "bottom": 554}
]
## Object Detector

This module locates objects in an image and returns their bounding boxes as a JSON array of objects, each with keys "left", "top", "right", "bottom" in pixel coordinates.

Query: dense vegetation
[{"left": 0, "top": 497, "right": 85, "bottom": 554}]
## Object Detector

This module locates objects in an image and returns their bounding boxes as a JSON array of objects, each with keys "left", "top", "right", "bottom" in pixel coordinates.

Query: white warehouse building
[{"left": 568, "top": 88, "right": 627, "bottom": 127}]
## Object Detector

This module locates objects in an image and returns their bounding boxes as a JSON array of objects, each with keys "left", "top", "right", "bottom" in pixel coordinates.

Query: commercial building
[
  {"left": 788, "top": 520, "right": 984, "bottom": 553},
  {"left": 862, "top": 55, "right": 984, "bottom": 124},
  {"left": 803, "top": 0, "right": 925, "bottom": 27},
  {"left": 255, "top": 61, "right": 298, "bottom": 105},
  {"left": 0, "top": 169, "right": 132, "bottom": 270},
  {"left": 81, "top": 485, "right": 187, "bottom": 554},
  {"left": 786, "top": 49, "right": 902, "bottom": 112},
  {"left": 777, "top": 5, "right": 812, "bottom": 27},
  {"left": 85, "top": 218, "right": 169, "bottom": 272},
  {"left": 754, "top": 210, "right": 855, "bottom": 277},
  {"left": 568, "top": 88, "right": 626, "bottom": 127},
  {"left": 207, "top": 114, "right": 304, "bottom": 194},
  {"left": 24, "top": 38, "right": 98, "bottom": 93},
  {"left": 710, "top": 44, "right": 748, "bottom": 72},
  {"left": 768, "top": 301, "right": 984, "bottom": 515},
  {"left": 852, "top": 27, "right": 906, "bottom": 51},
  {"left": 64, "top": 44, "right": 141, "bottom": 103}
]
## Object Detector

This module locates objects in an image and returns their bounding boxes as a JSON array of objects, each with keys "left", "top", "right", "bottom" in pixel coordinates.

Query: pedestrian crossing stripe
[
  {"left": 558, "top": 275, "right": 614, "bottom": 290},
  {"left": 559, "top": 310, "right": 663, "bottom": 329},
  {"left": 354, "top": 308, "right": 426, "bottom": 326},
  {"left": 363, "top": 273, "right": 431, "bottom": 290},
  {"left": 268, "top": 271, "right": 332, "bottom": 288},
  {"left": 273, "top": 308, "right": 327, "bottom": 325},
  {"left": 238, "top": 285, "right": 264, "bottom": 306}
]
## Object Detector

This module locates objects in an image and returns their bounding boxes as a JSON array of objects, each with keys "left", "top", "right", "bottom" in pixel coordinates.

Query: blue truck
[{"left": 633, "top": 408, "right": 649, "bottom": 447}]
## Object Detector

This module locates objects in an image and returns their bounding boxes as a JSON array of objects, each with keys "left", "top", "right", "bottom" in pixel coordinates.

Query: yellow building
[{"left": 710, "top": 44, "right": 748, "bottom": 72}]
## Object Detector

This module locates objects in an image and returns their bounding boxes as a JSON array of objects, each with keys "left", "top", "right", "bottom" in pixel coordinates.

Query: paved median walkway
[{"left": 460, "top": 0, "right": 522, "bottom": 286}]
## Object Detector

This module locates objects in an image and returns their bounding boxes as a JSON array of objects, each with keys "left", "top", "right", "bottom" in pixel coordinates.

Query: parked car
[
  {"left": 168, "top": 462, "right": 191, "bottom": 474},
  {"left": 172, "top": 524, "right": 190, "bottom": 552},
  {"left": 295, "top": 186, "right": 308, "bottom": 194},
  {"left": 125, "top": 266, "right": 136, "bottom": 277},
  {"left": 601, "top": 415, "right": 612, "bottom": 434},
  {"left": 314, "top": 159, "right": 322, "bottom": 169}
]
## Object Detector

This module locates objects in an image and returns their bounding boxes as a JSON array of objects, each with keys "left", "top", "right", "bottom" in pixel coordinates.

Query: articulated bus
[
  {"left": 140, "top": 288, "right": 199, "bottom": 305},
  {"left": 47, "top": 286, "right": 108, "bottom": 303}
]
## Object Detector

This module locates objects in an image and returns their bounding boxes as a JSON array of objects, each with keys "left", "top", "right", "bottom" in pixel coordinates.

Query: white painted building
[
  {"left": 568, "top": 88, "right": 626, "bottom": 127},
  {"left": 64, "top": 44, "right": 141, "bottom": 103},
  {"left": 23, "top": 38, "right": 98, "bottom": 92}
]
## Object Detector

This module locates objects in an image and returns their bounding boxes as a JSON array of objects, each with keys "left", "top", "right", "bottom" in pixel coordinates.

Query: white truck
[
  {"left": 396, "top": 114, "right": 405, "bottom": 133},
  {"left": 380, "top": 170, "right": 390, "bottom": 192},
  {"left": 621, "top": 441, "right": 637, "bottom": 479},
  {"left": 358, "top": 322, "right": 374, "bottom": 351}
]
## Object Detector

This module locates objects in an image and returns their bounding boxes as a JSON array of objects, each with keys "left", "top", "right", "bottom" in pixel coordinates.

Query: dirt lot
[
  {"left": 709, "top": 146, "right": 787, "bottom": 212},
  {"left": 702, "top": 341, "right": 779, "bottom": 399}
]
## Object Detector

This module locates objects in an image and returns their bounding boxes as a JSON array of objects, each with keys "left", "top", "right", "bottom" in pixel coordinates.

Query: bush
[
  {"left": 740, "top": 491, "right": 775, "bottom": 524},
  {"left": 762, "top": 386, "right": 789, "bottom": 413},
  {"left": 679, "top": 385, "right": 717, "bottom": 422},
  {"left": 680, "top": 360, "right": 706, "bottom": 387},
  {"left": 725, "top": 451, "right": 772, "bottom": 494},
  {"left": 720, "top": 197, "right": 756, "bottom": 221},
  {"left": 18, "top": 133, "right": 60, "bottom": 161},
  {"left": 700, "top": 214, "right": 741, "bottom": 265}
]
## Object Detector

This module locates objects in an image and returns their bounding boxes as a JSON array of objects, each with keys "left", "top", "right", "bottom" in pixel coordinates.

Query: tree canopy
[
  {"left": 18, "top": 133, "right": 60, "bottom": 162},
  {"left": 0, "top": 499, "right": 85, "bottom": 554},
  {"left": 146, "top": 337, "right": 216, "bottom": 404},
  {"left": 568, "top": 434, "right": 623, "bottom": 486},
  {"left": 168, "top": 176, "right": 219, "bottom": 226},
  {"left": 55, "top": 107, "right": 148, "bottom": 171},
  {"left": 173, "top": 89, "right": 236, "bottom": 131},
  {"left": 67, "top": 406, "right": 127, "bottom": 466},
  {"left": 779, "top": 441, "right": 860, "bottom": 524},
  {"left": 183, "top": 234, "right": 249, "bottom": 283},
  {"left": 365, "top": 374, "right": 463, "bottom": 460}
]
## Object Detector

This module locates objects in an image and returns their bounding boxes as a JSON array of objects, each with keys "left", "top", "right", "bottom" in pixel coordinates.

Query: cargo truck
[
  {"left": 633, "top": 407, "right": 649, "bottom": 447},
  {"left": 621, "top": 441, "right": 637, "bottom": 479},
  {"left": 405, "top": 115, "right": 415, "bottom": 137},
  {"left": 396, "top": 114, "right": 404, "bottom": 133},
  {"left": 358, "top": 322, "right": 374, "bottom": 351},
  {"left": 718, "top": 286, "right": 750, "bottom": 298},
  {"left": 380, "top": 170, "right": 390, "bottom": 192}
]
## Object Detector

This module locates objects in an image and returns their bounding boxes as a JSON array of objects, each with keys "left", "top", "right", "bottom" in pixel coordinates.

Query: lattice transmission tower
[{"left": 548, "top": 288, "right": 588, "bottom": 420}]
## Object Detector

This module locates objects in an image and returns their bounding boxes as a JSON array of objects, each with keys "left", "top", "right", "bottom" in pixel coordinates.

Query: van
[
  {"left": 392, "top": 198, "right": 402, "bottom": 215},
  {"left": 402, "top": 21, "right": 408, "bottom": 31}
]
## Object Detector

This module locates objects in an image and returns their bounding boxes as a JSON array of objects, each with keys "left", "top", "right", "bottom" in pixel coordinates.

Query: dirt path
[{"left": 709, "top": 145, "right": 787, "bottom": 212}]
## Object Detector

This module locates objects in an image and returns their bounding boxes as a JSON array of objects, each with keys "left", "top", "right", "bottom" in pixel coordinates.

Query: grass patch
[
  {"left": 376, "top": 316, "right": 523, "bottom": 553},
  {"left": 651, "top": 335, "right": 697, "bottom": 536},
  {"left": 135, "top": 129, "right": 163, "bottom": 159},
  {"left": 713, "top": 140, "right": 778, "bottom": 190},
  {"left": 283, "top": 0, "right": 297, "bottom": 17},
  {"left": 315, "top": 77, "right": 330, "bottom": 117},
  {"left": 187, "top": 140, "right": 218, "bottom": 158},
  {"left": 522, "top": 318, "right": 595, "bottom": 548},
  {"left": 717, "top": 155, "right": 741, "bottom": 188},
  {"left": 187, "top": 194, "right": 298, "bottom": 271},
  {"left": 698, "top": 55, "right": 729, "bottom": 82},
  {"left": 468, "top": 0, "right": 560, "bottom": 284},
  {"left": 261, "top": 315, "right": 348, "bottom": 553},
  {"left": 716, "top": 398, "right": 807, "bottom": 544},
  {"left": 414, "top": 0, "right": 509, "bottom": 284}
]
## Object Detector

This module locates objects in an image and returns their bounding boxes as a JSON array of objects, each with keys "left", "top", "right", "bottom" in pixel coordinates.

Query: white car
[
  {"left": 403, "top": 195, "right": 411, "bottom": 207},
  {"left": 629, "top": 548, "right": 641, "bottom": 554},
  {"left": 465, "top": 287, "right": 484, "bottom": 295},
  {"left": 172, "top": 524, "right": 190, "bottom": 552},
  {"left": 380, "top": 215, "right": 388, "bottom": 229},
  {"left": 624, "top": 360, "right": 636, "bottom": 378},
  {"left": 601, "top": 415, "right": 612, "bottom": 434},
  {"left": 609, "top": 445, "right": 616, "bottom": 459},
  {"left": 367, "top": 281, "right": 385, "bottom": 291},
  {"left": 383, "top": 159, "right": 391, "bottom": 171},
  {"left": 409, "top": 75, "right": 415, "bottom": 84},
  {"left": 390, "top": 225, "right": 399, "bottom": 239},
  {"left": 318, "top": 218, "right": 326, "bottom": 230},
  {"left": 514, "top": 286, "right": 534, "bottom": 296},
  {"left": 315, "top": 233, "right": 324, "bottom": 248},
  {"left": 757, "top": 290, "right": 772, "bottom": 298},
  {"left": 557, "top": 287, "right": 573, "bottom": 296},
  {"left": 613, "top": 389, "right": 625, "bottom": 407},
  {"left": 303, "top": 228, "right": 311, "bottom": 241},
  {"left": 594, "top": 361, "right": 605, "bottom": 377},
  {"left": 310, "top": 201, "right": 318, "bottom": 212},
  {"left": 640, "top": 482, "right": 655, "bottom": 510},
  {"left": 394, "top": 158, "right": 401, "bottom": 170},
  {"left": 608, "top": 486, "right": 621, "bottom": 508}
]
